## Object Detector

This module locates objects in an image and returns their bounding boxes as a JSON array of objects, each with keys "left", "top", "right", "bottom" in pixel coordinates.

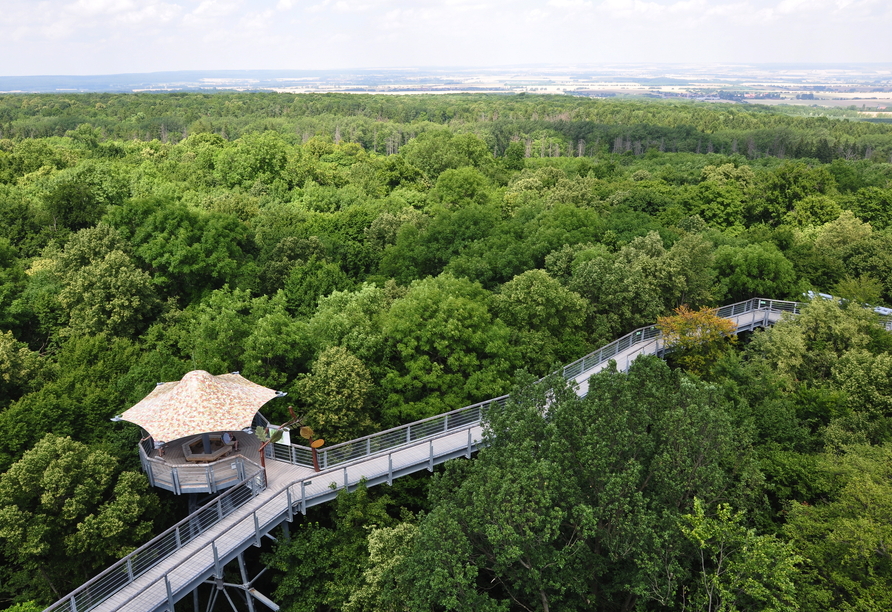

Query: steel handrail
[
  {"left": 44, "top": 457, "right": 266, "bottom": 612},
  {"left": 271, "top": 396, "right": 503, "bottom": 469}
]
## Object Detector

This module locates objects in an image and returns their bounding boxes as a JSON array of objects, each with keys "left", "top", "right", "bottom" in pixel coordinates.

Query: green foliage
[
  {"left": 0, "top": 93, "right": 890, "bottom": 610},
  {"left": 372, "top": 360, "right": 762, "bottom": 611},
  {"left": 785, "top": 444, "right": 892, "bottom": 612},
  {"left": 268, "top": 482, "right": 396, "bottom": 612},
  {"left": 296, "top": 346, "right": 375, "bottom": 443},
  {"left": 39, "top": 160, "right": 129, "bottom": 230},
  {"left": 400, "top": 130, "right": 493, "bottom": 178},
  {"left": 680, "top": 498, "right": 802, "bottom": 612},
  {"left": 428, "top": 167, "right": 491, "bottom": 208},
  {"left": 284, "top": 256, "right": 353, "bottom": 318},
  {"left": 491, "top": 269, "right": 588, "bottom": 374},
  {"left": 0, "top": 434, "right": 158, "bottom": 604},
  {"left": 106, "top": 197, "right": 256, "bottom": 302},
  {"left": 748, "top": 298, "right": 881, "bottom": 388},
  {"left": 380, "top": 274, "right": 518, "bottom": 422},
  {"left": 748, "top": 162, "right": 837, "bottom": 226},
  {"left": 713, "top": 242, "right": 798, "bottom": 302}
]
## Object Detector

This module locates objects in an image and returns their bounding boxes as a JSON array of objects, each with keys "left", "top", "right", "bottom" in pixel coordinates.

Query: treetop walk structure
[{"left": 44, "top": 298, "right": 892, "bottom": 612}]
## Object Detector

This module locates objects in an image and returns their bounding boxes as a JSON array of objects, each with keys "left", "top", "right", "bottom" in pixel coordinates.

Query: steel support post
[{"left": 238, "top": 553, "right": 257, "bottom": 612}]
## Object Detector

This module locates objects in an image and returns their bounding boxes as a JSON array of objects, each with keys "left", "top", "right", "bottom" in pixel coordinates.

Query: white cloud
[
  {"left": 240, "top": 8, "right": 274, "bottom": 28},
  {"left": 190, "top": 0, "right": 241, "bottom": 18},
  {"left": 1, "top": 0, "right": 892, "bottom": 75},
  {"left": 66, "top": 0, "right": 137, "bottom": 16},
  {"left": 548, "top": 0, "right": 592, "bottom": 8},
  {"left": 112, "top": 3, "right": 182, "bottom": 24}
]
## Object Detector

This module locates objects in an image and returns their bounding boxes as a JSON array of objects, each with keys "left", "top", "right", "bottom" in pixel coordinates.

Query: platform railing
[
  {"left": 561, "top": 297, "right": 801, "bottom": 379},
  {"left": 271, "top": 298, "right": 801, "bottom": 469},
  {"left": 138, "top": 445, "right": 262, "bottom": 495}
]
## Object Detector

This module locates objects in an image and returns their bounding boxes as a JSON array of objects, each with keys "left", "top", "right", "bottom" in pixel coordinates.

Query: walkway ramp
[
  {"left": 49, "top": 297, "right": 888, "bottom": 612},
  {"left": 49, "top": 411, "right": 488, "bottom": 612}
]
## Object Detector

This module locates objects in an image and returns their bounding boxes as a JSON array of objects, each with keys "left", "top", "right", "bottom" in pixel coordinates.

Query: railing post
[
  {"left": 301, "top": 482, "right": 307, "bottom": 515},
  {"left": 217, "top": 497, "right": 223, "bottom": 522},
  {"left": 286, "top": 486, "right": 294, "bottom": 522},
  {"left": 126, "top": 556, "right": 134, "bottom": 583},
  {"left": 322, "top": 449, "right": 328, "bottom": 470},
  {"left": 253, "top": 512, "right": 262, "bottom": 547},
  {"left": 174, "top": 524, "right": 182, "bottom": 549},
  {"left": 366, "top": 438, "right": 371, "bottom": 456},
  {"left": 165, "top": 574, "right": 175, "bottom": 611},
  {"left": 207, "top": 465, "right": 214, "bottom": 493},
  {"left": 213, "top": 541, "right": 222, "bottom": 578},
  {"left": 70, "top": 596, "right": 78, "bottom": 612},
  {"left": 343, "top": 467, "right": 348, "bottom": 489},
  {"left": 172, "top": 467, "right": 181, "bottom": 495},
  {"left": 467, "top": 428, "right": 472, "bottom": 458},
  {"left": 388, "top": 453, "right": 393, "bottom": 485},
  {"left": 429, "top": 440, "right": 434, "bottom": 472},
  {"left": 407, "top": 425, "right": 411, "bottom": 444}
]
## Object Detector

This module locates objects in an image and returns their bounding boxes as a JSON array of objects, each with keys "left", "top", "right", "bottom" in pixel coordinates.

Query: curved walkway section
[{"left": 44, "top": 297, "right": 890, "bottom": 612}]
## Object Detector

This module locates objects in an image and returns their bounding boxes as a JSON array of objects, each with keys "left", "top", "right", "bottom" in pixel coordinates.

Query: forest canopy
[{"left": 0, "top": 92, "right": 891, "bottom": 611}]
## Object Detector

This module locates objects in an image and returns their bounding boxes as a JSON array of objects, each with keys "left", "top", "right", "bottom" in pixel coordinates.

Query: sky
[{"left": 0, "top": 0, "right": 890, "bottom": 76}]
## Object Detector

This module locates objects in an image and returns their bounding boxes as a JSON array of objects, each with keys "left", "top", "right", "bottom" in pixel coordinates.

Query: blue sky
[{"left": 1, "top": 0, "right": 889, "bottom": 76}]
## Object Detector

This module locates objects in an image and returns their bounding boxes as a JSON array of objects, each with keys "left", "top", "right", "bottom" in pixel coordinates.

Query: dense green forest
[{"left": 0, "top": 92, "right": 891, "bottom": 611}]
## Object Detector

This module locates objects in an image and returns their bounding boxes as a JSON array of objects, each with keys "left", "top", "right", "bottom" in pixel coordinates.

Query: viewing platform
[{"left": 138, "top": 425, "right": 268, "bottom": 495}]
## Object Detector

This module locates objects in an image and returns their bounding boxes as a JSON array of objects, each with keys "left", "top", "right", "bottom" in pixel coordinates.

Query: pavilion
[{"left": 115, "top": 370, "right": 286, "bottom": 495}]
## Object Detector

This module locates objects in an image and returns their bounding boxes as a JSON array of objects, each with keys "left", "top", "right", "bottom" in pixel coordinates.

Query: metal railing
[
  {"left": 45, "top": 465, "right": 267, "bottom": 612},
  {"left": 270, "top": 396, "right": 508, "bottom": 468},
  {"left": 46, "top": 422, "right": 484, "bottom": 612},
  {"left": 138, "top": 445, "right": 262, "bottom": 496},
  {"left": 270, "top": 298, "right": 803, "bottom": 469},
  {"left": 561, "top": 297, "right": 801, "bottom": 380}
]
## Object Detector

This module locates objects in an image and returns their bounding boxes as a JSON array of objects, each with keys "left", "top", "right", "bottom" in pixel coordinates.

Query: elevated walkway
[{"left": 45, "top": 297, "right": 890, "bottom": 612}]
